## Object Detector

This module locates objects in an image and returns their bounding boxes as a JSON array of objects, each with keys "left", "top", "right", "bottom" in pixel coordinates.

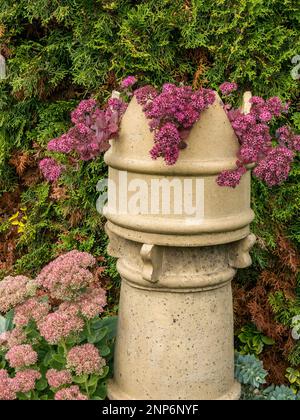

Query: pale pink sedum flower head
[
  {"left": 5, "top": 344, "right": 38, "bottom": 369},
  {"left": 0, "top": 332, "right": 10, "bottom": 351},
  {"left": 14, "top": 297, "right": 50, "bottom": 327},
  {"left": 38, "top": 306, "right": 84, "bottom": 345},
  {"left": 6, "top": 328, "right": 27, "bottom": 349},
  {"left": 0, "top": 275, "right": 37, "bottom": 313},
  {"left": 60, "top": 285, "right": 107, "bottom": 320},
  {"left": 11, "top": 369, "right": 41, "bottom": 393},
  {"left": 46, "top": 369, "right": 72, "bottom": 389},
  {"left": 54, "top": 385, "right": 88, "bottom": 400},
  {"left": 1, "top": 328, "right": 27, "bottom": 350},
  {"left": 67, "top": 343, "right": 106, "bottom": 376},
  {"left": 77, "top": 286, "right": 106, "bottom": 319},
  {"left": 0, "top": 370, "right": 17, "bottom": 400},
  {"left": 36, "top": 250, "right": 96, "bottom": 300}
]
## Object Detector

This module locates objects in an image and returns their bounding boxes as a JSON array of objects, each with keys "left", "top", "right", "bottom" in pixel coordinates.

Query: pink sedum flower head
[
  {"left": 39, "top": 157, "right": 63, "bottom": 182},
  {"left": 249, "top": 96, "right": 287, "bottom": 122},
  {"left": 76, "top": 286, "right": 106, "bottom": 319},
  {"left": 145, "top": 84, "right": 215, "bottom": 131},
  {"left": 221, "top": 92, "right": 298, "bottom": 188},
  {"left": 0, "top": 332, "right": 10, "bottom": 350},
  {"left": 253, "top": 146, "right": 294, "bottom": 187},
  {"left": 219, "top": 81, "right": 238, "bottom": 96},
  {"left": 136, "top": 83, "right": 215, "bottom": 165},
  {"left": 0, "top": 370, "right": 17, "bottom": 400},
  {"left": 14, "top": 297, "right": 50, "bottom": 327},
  {"left": 5, "top": 344, "right": 38, "bottom": 369},
  {"left": 54, "top": 385, "right": 88, "bottom": 400},
  {"left": 150, "top": 122, "right": 181, "bottom": 165},
  {"left": 46, "top": 369, "right": 72, "bottom": 389},
  {"left": 134, "top": 85, "right": 158, "bottom": 112},
  {"left": 47, "top": 97, "right": 127, "bottom": 162},
  {"left": 107, "top": 97, "right": 128, "bottom": 116},
  {"left": 60, "top": 285, "right": 107, "bottom": 320},
  {"left": 38, "top": 306, "right": 84, "bottom": 344},
  {"left": 4, "top": 328, "right": 27, "bottom": 349},
  {"left": 67, "top": 343, "right": 106, "bottom": 376},
  {"left": 0, "top": 275, "right": 37, "bottom": 313},
  {"left": 11, "top": 369, "right": 41, "bottom": 394},
  {"left": 120, "top": 76, "right": 137, "bottom": 89},
  {"left": 48, "top": 133, "right": 74, "bottom": 154},
  {"left": 276, "top": 125, "right": 300, "bottom": 152},
  {"left": 36, "top": 250, "right": 96, "bottom": 300},
  {"left": 71, "top": 99, "right": 98, "bottom": 125},
  {"left": 216, "top": 166, "right": 247, "bottom": 188}
]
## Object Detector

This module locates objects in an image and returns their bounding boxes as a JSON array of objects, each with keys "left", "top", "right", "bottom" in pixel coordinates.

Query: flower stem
[
  {"left": 61, "top": 340, "right": 68, "bottom": 357},
  {"left": 85, "top": 378, "right": 90, "bottom": 399}
]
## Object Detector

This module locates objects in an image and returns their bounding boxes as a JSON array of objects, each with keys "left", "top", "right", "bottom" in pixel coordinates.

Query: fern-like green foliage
[
  {"left": 288, "top": 342, "right": 300, "bottom": 367},
  {"left": 268, "top": 291, "right": 300, "bottom": 327}
]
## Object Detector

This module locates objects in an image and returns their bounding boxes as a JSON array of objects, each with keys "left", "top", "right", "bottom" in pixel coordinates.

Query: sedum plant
[
  {"left": 217, "top": 87, "right": 299, "bottom": 188},
  {"left": 134, "top": 83, "right": 215, "bottom": 165},
  {"left": 0, "top": 250, "right": 117, "bottom": 400},
  {"left": 40, "top": 78, "right": 299, "bottom": 190}
]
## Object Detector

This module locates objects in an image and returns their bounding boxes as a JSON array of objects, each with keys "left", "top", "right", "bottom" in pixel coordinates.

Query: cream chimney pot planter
[{"left": 104, "top": 92, "right": 255, "bottom": 400}]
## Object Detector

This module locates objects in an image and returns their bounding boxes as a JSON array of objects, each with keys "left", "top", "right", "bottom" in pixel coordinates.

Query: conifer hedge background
[{"left": 0, "top": 0, "right": 299, "bottom": 384}]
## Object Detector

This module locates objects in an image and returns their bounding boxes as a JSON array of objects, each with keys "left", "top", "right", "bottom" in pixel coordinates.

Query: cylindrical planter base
[{"left": 108, "top": 279, "right": 240, "bottom": 400}]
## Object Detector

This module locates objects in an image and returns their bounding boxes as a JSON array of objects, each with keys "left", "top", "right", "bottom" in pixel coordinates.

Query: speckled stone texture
[
  {"left": 104, "top": 92, "right": 255, "bottom": 400},
  {"left": 107, "top": 245, "right": 241, "bottom": 400}
]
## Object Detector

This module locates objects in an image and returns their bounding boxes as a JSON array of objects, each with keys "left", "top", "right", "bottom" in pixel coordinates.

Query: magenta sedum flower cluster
[
  {"left": 219, "top": 81, "right": 238, "bottom": 96},
  {"left": 47, "top": 97, "right": 126, "bottom": 166},
  {"left": 217, "top": 88, "right": 298, "bottom": 188},
  {"left": 120, "top": 76, "right": 137, "bottom": 89},
  {"left": 39, "top": 77, "right": 135, "bottom": 182},
  {"left": 38, "top": 157, "right": 63, "bottom": 183},
  {"left": 135, "top": 83, "right": 215, "bottom": 165},
  {"left": 0, "top": 250, "right": 109, "bottom": 400},
  {"left": 40, "top": 76, "right": 299, "bottom": 188}
]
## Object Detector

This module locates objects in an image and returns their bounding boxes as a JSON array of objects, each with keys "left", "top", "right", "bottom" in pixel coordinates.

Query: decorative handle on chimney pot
[
  {"left": 140, "top": 244, "right": 163, "bottom": 283},
  {"left": 229, "top": 233, "right": 256, "bottom": 269}
]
